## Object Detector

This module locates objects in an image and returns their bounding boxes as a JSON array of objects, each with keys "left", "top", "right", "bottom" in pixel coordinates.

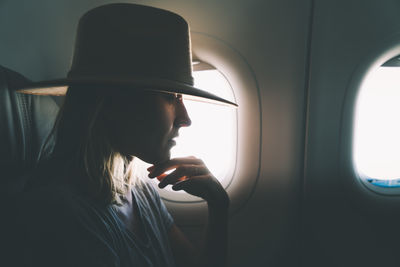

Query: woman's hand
[
  {"left": 149, "top": 156, "right": 230, "bottom": 267},
  {"left": 147, "top": 156, "right": 229, "bottom": 208}
]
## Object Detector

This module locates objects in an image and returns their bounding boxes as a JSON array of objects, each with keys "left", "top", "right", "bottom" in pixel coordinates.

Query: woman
[{"left": 17, "top": 3, "right": 236, "bottom": 267}]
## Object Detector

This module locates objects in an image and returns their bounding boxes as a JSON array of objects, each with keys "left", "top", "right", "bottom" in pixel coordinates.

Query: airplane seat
[
  {"left": 0, "top": 65, "right": 59, "bottom": 266},
  {"left": 0, "top": 65, "right": 59, "bottom": 197}
]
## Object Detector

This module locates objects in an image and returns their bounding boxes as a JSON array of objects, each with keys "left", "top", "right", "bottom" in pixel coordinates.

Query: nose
[{"left": 174, "top": 100, "right": 191, "bottom": 128}]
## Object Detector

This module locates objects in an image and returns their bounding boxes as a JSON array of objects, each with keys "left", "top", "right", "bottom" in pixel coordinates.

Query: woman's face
[{"left": 104, "top": 89, "right": 191, "bottom": 164}]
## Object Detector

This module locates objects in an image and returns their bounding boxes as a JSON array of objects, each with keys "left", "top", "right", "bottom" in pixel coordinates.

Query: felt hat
[{"left": 17, "top": 3, "right": 237, "bottom": 107}]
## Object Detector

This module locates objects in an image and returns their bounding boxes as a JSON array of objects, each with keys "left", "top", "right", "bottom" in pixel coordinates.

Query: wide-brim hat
[{"left": 16, "top": 3, "right": 237, "bottom": 107}]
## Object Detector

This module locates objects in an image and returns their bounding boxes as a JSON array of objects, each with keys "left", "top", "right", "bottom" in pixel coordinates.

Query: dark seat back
[
  {"left": 0, "top": 65, "right": 60, "bottom": 266},
  {"left": 0, "top": 65, "right": 59, "bottom": 195}
]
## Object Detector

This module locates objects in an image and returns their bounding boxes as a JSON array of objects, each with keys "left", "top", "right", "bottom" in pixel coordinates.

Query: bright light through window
[
  {"left": 354, "top": 63, "right": 400, "bottom": 187},
  {"left": 170, "top": 69, "right": 236, "bottom": 183},
  {"left": 144, "top": 63, "right": 237, "bottom": 193}
]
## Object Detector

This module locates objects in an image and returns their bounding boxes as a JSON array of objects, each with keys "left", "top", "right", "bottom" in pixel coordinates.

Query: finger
[
  {"left": 158, "top": 166, "right": 188, "bottom": 188},
  {"left": 146, "top": 156, "right": 196, "bottom": 171},
  {"left": 158, "top": 164, "right": 208, "bottom": 188},
  {"left": 152, "top": 157, "right": 203, "bottom": 173},
  {"left": 159, "top": 175, "right": 187, "bottom": 188},
  {"left": 148, "top": 164, "right": 177, "bottom": 178},
  {"left": 171, "top": 180, "right": 189, "bottom": 191},
  {"left": 170, "top": 175, "right": 210, "bottom": 197},
  {"left": 156, "top": 173, "right": 167, "bottom": 181},
  {"left": 171, "top": 175, "right": 229, "bottom": 206},
  {"left": 148, "top": 156, "right": 203, "bottom": 178}
]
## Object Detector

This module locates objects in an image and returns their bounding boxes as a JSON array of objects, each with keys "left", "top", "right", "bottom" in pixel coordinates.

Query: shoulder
[
  {"left": 132, "top": 179, "right": 165, "bottom": 211},
  {"left": 133, "top": 179, "right": 159, "bottom": 198},
  {"left": 16, "top": 186, "right": 120, "bottom": 267},
  {"left": 133, "top": 179, "right": 174, "bottom": 226},
  {"left": 18, "top": 183, "right": 115, "bottom": 242}
]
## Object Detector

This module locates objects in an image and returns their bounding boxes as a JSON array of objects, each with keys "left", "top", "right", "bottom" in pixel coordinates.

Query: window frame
[
  {"left": 340, "top": 36, "right": 400, "bottom": 198},
  {"left": 156, "top": 32, "right": 262, "bottom": 225}
]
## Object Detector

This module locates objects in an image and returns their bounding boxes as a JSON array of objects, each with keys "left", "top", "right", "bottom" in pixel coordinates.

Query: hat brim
[{"left": 16, "top": 76, "right": 238, "bottom": 107}]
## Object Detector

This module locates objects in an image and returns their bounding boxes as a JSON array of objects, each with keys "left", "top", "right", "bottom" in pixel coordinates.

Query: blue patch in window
[{"left": 367, "top": 178, "right": 400, "bottom": 188}]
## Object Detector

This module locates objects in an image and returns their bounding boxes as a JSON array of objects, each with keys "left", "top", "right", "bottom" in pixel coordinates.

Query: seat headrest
[{"left": 0, "top": 65, "right": 59, "bottom": 194}]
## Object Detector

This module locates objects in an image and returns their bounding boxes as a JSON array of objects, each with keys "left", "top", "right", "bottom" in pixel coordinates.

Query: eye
[{"left": 164, "top": 93, "right": 180, "bottom": 103}]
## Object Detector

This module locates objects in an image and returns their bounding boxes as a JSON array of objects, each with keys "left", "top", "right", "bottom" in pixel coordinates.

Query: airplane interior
[{"left": 1, "top": 0, "right": 400, "bottom": 266}]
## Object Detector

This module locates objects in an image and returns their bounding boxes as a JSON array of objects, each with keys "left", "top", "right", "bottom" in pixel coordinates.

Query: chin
[
  {"left": 154, "top": 152, "right": 171, "bottom": 164},
  {"left": 139, "top": 150, "right": 171, "bottom": 165}
]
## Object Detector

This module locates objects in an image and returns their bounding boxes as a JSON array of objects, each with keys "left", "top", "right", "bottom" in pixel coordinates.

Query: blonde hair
[{"left": 40, "top": 86, "right": 141, "bottom": 206}]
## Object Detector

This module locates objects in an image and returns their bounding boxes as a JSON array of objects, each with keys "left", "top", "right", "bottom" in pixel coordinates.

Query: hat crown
[
  {"left": 17, "top": 3, "right": 237, "bottom": 107},
  {"left": 68, "top": 3, "right": 194, "bottom": 85}
]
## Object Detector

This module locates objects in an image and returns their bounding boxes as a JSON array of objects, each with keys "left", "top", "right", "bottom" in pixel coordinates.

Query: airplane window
[
  {"left": 353, "top": 55, "right": 400, "bottom": 189},
  {"left": 147, "top": 61, "right": 237, "bottom": 193}
]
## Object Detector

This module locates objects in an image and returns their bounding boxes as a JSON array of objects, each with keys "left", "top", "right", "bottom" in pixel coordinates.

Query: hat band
[{"left": 67, "top": 71, "right": 194, "bottom": 86}]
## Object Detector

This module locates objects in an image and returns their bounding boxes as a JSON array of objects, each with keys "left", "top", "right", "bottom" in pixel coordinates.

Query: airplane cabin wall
[
  {"left": 1, "top": 1, "right": 313, "bottom": 266},
  {"left": 303, "top": 1, "right": 400, "bottom": 266}
]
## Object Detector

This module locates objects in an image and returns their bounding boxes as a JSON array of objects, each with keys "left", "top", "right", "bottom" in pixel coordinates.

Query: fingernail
[{"left": 156, "top": 174, "right": 167, "bottom": 181}]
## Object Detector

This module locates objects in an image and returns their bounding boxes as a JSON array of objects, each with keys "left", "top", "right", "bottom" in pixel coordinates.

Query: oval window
[
  {"left": 142, "top": 60, "right": 237, "bottom": 196},
  {"left": 353, "top": 55, "right": 400, "bottom": 190}
]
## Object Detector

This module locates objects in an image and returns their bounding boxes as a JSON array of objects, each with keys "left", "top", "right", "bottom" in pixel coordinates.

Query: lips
[
  {"left": 167, "top": 132, "right": 178, "bottom": 147},
  {"left": 168, "top": 139, "right": 176, "bottom": 146}
]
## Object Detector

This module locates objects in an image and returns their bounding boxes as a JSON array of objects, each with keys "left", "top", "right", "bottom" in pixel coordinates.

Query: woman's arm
[
  {"left": 148, "top": 157, "right": 230, "bottom": 267},
  {"left": 168, "top": 197, "right": 229, "bottom": 267}
]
